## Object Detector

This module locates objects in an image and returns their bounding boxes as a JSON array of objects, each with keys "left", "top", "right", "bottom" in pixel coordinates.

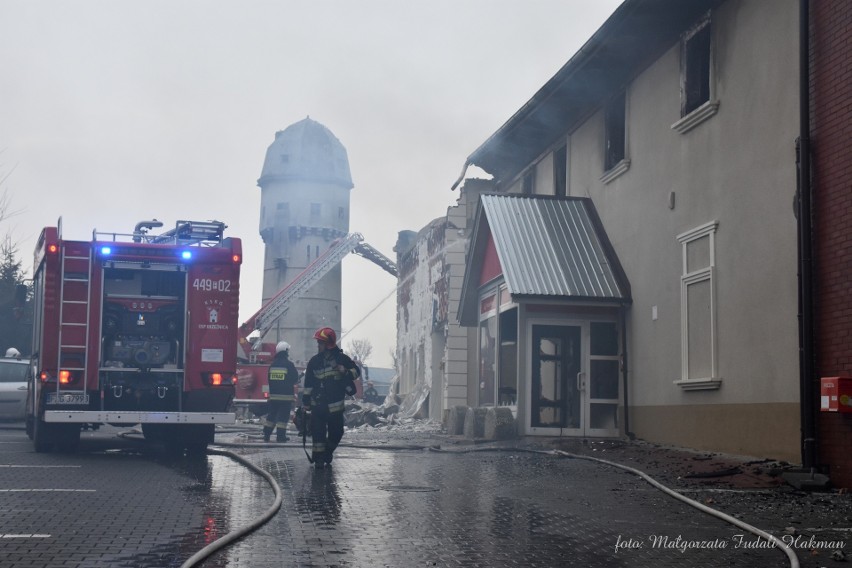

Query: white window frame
[{"left": 675, "top": 220, "right": 721, "bottom": 390}]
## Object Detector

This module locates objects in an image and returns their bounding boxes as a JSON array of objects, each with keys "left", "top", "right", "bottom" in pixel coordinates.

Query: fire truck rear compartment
[{"left": 99, "top": 268, "right": 186, "bottom": 413}]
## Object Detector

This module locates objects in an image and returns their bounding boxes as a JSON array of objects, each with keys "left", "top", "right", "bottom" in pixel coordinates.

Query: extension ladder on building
[
  {"left": 354, "top": 241, "right": 398, "bottom": 277},
  {"left": 243, "top": 232, "right": 399, "bottom": 350},
  {"left": 253, "top": 233, "right": 366, "bottom": 337}
]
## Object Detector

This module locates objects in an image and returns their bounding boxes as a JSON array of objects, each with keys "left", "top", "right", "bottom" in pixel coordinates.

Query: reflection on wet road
[{"left": 0, "top": 424, "right": 791, "bottom": 567}]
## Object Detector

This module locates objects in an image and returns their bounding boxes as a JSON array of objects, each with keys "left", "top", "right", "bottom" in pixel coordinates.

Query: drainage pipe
[{"left": 797, "top": 0, "right": 817, "bottom": 471}]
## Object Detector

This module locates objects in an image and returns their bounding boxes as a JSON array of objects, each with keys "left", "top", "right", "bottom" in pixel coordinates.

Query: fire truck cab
[{"left": 26, "top": 219, "right": 242, "bottom": 453}]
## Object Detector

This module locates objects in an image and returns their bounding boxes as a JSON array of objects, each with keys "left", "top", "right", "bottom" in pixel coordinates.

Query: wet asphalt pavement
[{"left": 1, "top": 420, "right": 849, "bottom": 567}]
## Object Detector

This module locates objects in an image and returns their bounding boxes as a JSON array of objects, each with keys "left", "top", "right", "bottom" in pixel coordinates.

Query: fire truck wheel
[
  {"left": 141, "top": 424, "right": 167, "bottom": 442},
  {"left": 55, "top": 425, "right": 80, "bottom": 453},
  {"left": 185, "top": 442, "right": 208, "bottom": 457},
  {"left": 33, "top": 418, "right": 55, "bottom": 453}
]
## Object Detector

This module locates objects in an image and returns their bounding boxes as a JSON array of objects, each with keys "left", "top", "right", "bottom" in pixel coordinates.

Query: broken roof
[
  {"left": 462, "top": 0, "right": 722, "bottom": 183},
  {"left": 458, "top": 194, "right": 631, "bottom": 326}
]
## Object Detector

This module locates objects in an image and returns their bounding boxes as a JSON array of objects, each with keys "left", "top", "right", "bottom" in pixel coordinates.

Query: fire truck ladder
[
  {"left": 249, "top": 232, "right": 397, "bottom": 346},
  {"left": 353, "top": 241, "right": 398, "bottom": 278},
  {"left": 56, "top": 243, "right": 93, "bottom": 396}
]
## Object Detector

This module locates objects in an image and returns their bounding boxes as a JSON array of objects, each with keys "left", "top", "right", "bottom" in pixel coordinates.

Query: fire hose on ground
[{"left": 148, "top": 426, "right": 798, "bottom": 568}]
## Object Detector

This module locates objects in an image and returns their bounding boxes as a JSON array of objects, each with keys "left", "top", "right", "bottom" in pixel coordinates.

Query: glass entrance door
[
  {"left": 530, "top": 325, "right": 582, "bottom": 430},
  {"left": 529, "top": 321, "right": 621, "bottom": 437}
]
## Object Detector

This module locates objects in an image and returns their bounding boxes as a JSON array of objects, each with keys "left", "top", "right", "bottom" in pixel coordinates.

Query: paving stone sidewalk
[{"left": 209, "top": 422, "right": 849, "bottom": 567}]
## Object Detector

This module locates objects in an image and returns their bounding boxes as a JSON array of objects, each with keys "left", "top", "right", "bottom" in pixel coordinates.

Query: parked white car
[{"left": 0, "top": 358, "right": 29, "bottom": 421}]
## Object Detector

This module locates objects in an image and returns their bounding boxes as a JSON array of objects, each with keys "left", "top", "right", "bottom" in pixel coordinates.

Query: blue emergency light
[
  {"left": 100, "top": 246, "right": 112, "bottom": 256},
  {"left": 181, "top": 251, "right": 192, "bottom": 260}
]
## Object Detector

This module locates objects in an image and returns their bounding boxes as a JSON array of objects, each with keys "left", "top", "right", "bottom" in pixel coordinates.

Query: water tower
[{"left": 256, "top": 117, "right": 353, "bottom": 366}]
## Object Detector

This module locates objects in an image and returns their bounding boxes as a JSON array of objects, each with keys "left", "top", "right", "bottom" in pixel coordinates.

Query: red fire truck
[
  {"left": 234, "top": 233, "right": 396, "bottom": 414},
  {"left": 26, "top": 219, "right": 242, "bottom": 453}
]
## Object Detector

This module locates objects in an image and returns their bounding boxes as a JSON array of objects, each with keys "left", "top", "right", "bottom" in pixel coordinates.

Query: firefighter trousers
[
  {"left": 262, "top": 400, "right": 292, "bottom": 441},
  {"left": 310, "top": 406, "right": 344, "bottom": 464}
]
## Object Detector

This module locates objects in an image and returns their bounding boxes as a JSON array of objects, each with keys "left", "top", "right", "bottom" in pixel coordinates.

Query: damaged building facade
[
  {"left": 395, "top": 181, "right": 491, "bottom": 422},
  {"left": 399, "top": 0, "right": 810, "bottom": 464}
]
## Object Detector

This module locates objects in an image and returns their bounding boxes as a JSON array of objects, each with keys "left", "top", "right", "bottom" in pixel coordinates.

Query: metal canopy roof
[
  {"left": 463, "top": 0, "right": 722, "bottom": 183},
  {"left": 458, "top": 195, "right": 631, "bottom": 326}
]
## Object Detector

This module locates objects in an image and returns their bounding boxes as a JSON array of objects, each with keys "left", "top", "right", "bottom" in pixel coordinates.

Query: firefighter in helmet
[
  {"left": 302, "top": 327, "right": 359, "bottom": 468},
  {"left": 5, "top": 347, "right": 21, "bottom": 360},
  {"left": 262, "top": 341, "right": 299, "bottom": 443},
  {"left": 363, "top": 381, "right": 380, "bottom": 404}
]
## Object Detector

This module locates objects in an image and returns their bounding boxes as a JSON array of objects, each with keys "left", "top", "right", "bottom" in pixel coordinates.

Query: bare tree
[
  {"left": 389, "top": 347, "right": 398, "bottom": 371},
  {"left": 346, "top": 338, "right": 373, "bottom": 364},
  {"left": 0, "top": 156, "right": 23, "bottom": 225}
]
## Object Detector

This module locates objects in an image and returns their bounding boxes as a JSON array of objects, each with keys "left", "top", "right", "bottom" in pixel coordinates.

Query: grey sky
[{"left": 1, "top": 0, "right": 622, "bottom": 367}]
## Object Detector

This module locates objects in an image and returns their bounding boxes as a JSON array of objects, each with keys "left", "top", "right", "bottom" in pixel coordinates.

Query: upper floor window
[
  {"left": 672, "top": 15, "right": 719, "bottom": 134},
  {"left": 601, "top": 91, "right": 630, "bottom": 184},
  {"left": 683, "top": 20, "right": 711, "bottom": 115},
  {"left": 553, "top": 143, "right": 568, "bottom": 197}
]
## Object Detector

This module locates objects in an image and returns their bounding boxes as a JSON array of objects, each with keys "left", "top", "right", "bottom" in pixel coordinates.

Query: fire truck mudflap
[{"left": 27, "top": 219, "right": 241, "bottom": 453}]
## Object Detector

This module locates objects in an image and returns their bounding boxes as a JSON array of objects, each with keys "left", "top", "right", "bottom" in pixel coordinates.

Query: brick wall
[{"left": 812, "top": 0, "right": 852, "bottom": 488}]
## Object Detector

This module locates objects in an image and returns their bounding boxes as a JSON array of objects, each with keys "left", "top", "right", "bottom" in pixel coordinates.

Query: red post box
[{"left": 821, "top": 377, "right": 852, "bottom": 413}]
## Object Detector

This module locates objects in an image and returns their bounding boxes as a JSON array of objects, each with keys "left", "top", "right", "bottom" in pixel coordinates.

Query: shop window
[
  {"left": 478, "top": 287, "right": 517, "bottom": 407},
  {"left": 498, "top": 308, "right": 518, "bottom": 406},
  {"left": 479, "top": 315, "right": 497, "bottom": 405}
]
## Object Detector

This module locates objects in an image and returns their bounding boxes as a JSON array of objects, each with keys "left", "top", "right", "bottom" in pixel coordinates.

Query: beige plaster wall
[
  {"left": 568, "top": 0, "right": 800, "bottom": 409},
  {"left": 631, "top": 403, "right": 800, "bottom": 464}
]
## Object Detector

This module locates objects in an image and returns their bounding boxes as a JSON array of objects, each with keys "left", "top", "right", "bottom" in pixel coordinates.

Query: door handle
[{"left": 576, "top": 371, "right": 585, "bottom": 391}]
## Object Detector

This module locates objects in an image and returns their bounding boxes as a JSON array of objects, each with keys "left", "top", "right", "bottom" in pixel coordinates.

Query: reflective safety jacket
[
  {"left": 302, "top": 347, "right": 360, "bottom": 413},
  {"left": 267, "top": 351, "right": 299, "bottom": 402}
]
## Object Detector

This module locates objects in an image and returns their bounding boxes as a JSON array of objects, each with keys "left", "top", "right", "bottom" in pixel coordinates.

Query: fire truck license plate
[{"left": 46, "top": 393, "right": 90, "bottom": 405}]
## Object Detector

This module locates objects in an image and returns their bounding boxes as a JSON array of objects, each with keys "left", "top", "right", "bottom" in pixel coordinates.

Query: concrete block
[
  {"left": 464, "top": 406, "right": 487, "bottom": 439},
  {"left": 447, "top": 406, "right": 468, "bottom": 435},
  {"left": 485, "top": 407, "right": 516, "bottom": 440}
]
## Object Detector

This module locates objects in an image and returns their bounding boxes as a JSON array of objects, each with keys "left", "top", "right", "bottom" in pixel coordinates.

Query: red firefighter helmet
[{"left": 313, "top": 327, "right": 337, "bottom": 348}]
